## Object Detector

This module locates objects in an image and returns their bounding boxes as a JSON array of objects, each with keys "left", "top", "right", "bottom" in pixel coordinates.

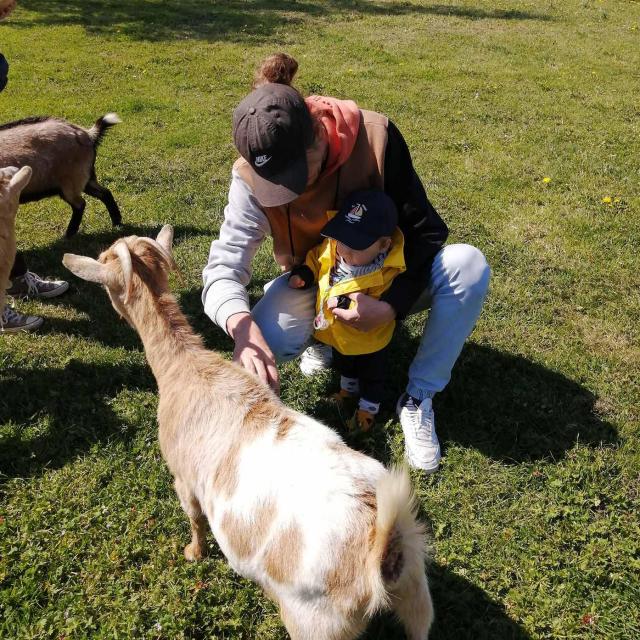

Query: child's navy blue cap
[{"left": 321, "top": 190, "right": 398, "bottom": 250}]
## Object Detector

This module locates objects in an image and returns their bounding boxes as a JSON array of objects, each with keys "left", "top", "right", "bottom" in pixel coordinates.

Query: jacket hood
[{"left": 305, "top": 95, "right": 361, "bottom": 180}]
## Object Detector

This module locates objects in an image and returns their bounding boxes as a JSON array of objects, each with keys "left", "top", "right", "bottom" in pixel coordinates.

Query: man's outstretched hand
[{"left": 227, "top": 312, "right": 280, "bottom": 394}]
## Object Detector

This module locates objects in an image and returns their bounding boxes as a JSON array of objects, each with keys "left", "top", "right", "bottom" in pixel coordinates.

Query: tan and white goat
[
  {"left": 0, "top": 165, "right": 32, "bottom": 311},
  {"left": 62, "top": 226, "right": 433, "bottom": 640}
]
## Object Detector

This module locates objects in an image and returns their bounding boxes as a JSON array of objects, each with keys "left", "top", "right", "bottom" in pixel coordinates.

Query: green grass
[{"left": 1, "top": 0, "right": 639, "bottom": 638}]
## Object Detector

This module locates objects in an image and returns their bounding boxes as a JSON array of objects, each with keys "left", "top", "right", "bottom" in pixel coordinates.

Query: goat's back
[
  {"left": 0, "top": 118, "right": 94, "bottom": 195},
  {"left": 156, "top": 355, "right": 409, "bottom": 616}
]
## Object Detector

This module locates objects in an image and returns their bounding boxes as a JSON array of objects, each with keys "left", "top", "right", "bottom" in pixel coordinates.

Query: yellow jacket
[{"left": 305, "top": 227, "right": 406, "bottom": 355}]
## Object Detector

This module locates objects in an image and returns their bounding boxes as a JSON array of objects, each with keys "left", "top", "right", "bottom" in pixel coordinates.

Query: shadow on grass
[
  {"left": 361, "top": 561, "right": 533, "bottom": 639},
  {"left": 16, "top": 0, "right": 553, "bottom": 43},
  {"left": 19, "top": 223, "right": 210, "bottom": 273},
  {"left": 15, "top": 223, "right": 214, "bottom": 348},
  {"left": 375, "top": 323, "right": 618, "bottom": 465},
  {"left": 0, "top": 360, "right": 154, "bottom": 483},
  {"left": 310, "top": 332, "right": 617, "bottom": 466}
]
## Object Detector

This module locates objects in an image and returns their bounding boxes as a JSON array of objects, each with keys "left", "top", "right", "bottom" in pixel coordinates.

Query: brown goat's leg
[
  {"left": 84, "top": 178, "right": 122, "bottom": 226},
  {"left": 174, "top": 478, "right": 208, "bottom": 562},
  {"left": 63, "top": 196, "right": 86, "bottom": 237}
]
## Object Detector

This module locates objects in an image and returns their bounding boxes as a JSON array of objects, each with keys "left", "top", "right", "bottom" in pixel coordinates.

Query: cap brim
[
  {"left": 250, "top": 153, "right": 308, "bottom": 208},
  {"left": 321, "top": 217, "right": 378, "bottom": 250}
]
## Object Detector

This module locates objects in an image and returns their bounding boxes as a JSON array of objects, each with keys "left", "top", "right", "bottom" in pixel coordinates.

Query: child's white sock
[
  {"left": 340, "top": 376, "right": 359, "bottom": 395},
  {"left": 359, "top": 398, "right": 380, "bottom": 415}
]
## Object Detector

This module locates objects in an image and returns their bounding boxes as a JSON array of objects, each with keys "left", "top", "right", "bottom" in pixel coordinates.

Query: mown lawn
[{"left": 1, "top": 1, "right": 639, "bottom": 638}]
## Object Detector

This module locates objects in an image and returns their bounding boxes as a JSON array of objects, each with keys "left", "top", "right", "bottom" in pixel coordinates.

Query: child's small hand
[{"left": 288, "top": 274, "right": 305, "bottom": 289}]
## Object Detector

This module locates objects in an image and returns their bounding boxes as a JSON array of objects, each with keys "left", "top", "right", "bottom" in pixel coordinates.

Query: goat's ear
[
  {"left": 156, "top": 224, "right": 174, "bottom": 254},
  {"left": 62, "top": 253, "right": 111, "bottom": 284},
  {"left": 9, "top": 166, "right": 32, "bottom": 193}
]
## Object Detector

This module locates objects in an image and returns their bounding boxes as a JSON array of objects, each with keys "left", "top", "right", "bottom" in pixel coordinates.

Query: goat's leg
[
  {"left": 62, "top": 195, "right": 86, "bottom": 237},
  {"left": 391, "top": 570, "right": 433, "bottom": 640},
  {"left": 84, "top": 177, "right": 122, "bottom": 226},
  {"left": 174, "top": 478, "right": 208, "bottom": 561}
]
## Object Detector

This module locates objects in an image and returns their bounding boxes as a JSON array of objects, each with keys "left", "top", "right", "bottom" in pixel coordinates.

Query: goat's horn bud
[{"left": 114, "top": 241, "right": 133, "bottom": 303}]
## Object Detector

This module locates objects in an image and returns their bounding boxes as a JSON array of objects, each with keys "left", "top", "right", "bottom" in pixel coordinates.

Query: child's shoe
[
  {"left": 330, "top": 388, "right": 356, "bottom": 407},
  {"left": 348, "top": 408, "right": 375, "bottom": 432}
]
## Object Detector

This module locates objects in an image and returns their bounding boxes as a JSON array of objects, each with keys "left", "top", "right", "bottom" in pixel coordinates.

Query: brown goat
[
  {"left": 0, "top": 113, "right": 122, "bottom": 237},
  {"left": 0, "top": 165, "right": 32, "bottom": 311}
]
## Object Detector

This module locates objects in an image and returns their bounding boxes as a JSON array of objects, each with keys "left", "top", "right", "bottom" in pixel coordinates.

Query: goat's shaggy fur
[
  {"left": 0, "top": 165, "right": 31, "bottom": 311},
  {"left": 0, "top": 113, "right": 122, "bottom": 237},
  {"left": 62, "top": 226, "right": 434, "bottom": 640}
]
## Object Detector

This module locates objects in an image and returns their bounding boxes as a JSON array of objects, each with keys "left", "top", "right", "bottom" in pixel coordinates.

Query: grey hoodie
[{"left": 202, "top": 170, "right": 271, "bottom": 334}]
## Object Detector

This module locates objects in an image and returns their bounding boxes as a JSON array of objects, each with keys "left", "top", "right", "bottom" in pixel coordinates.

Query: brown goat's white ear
[
  {"left": 156, "top": 224, "right": 174, "bottom": 254},
  {"left": 9, "top": 166, "right": 32, "bottom": 194},
  {"left": 62, "top": 253, "right": 111, "bottom": 284}
]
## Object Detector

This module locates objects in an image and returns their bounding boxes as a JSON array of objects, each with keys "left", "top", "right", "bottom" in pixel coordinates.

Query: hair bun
[{"left": 253, "top": 53, "right": 299, "bottom": 88}]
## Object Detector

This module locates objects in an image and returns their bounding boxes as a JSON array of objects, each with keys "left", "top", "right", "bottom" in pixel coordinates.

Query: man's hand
[
  {"left": 226, "top": 312, "right": 280, "bottom": 394},
  {"left": 330, "top": 292, "right": 396, "bottom": 331}
]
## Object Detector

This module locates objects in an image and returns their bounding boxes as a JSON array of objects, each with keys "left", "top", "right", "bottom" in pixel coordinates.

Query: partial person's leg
[
  {"left": 251, "top": 273, "right": 316, "bottom": 362},
  {"left": 352, "top": 348, "right": 388, "bottom": 431},
  {"left": 358, "top": 347, "right": 388, "bottom": 408},
  {"left": 333, "top": 349, "right": 359, "bottom": 388},
  {"left": 2, "top": 252, "right": 43, "bottom": 333},
  {"left": 397, "top": 244, "right": 489, "bottom": 472},
  {"left": 9, "top": 251, "right": 27, "bottom": 280},
  {"left": 406, "top": 244, "right": 490, "bottom": 401}
]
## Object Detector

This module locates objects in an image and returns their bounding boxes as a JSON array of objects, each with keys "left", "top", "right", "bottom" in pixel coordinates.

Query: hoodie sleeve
[
  {"left": 202, "top": 171, "right": 271, "bottom": 334},
  {"left": 380, "top": 120, "right": 449, "bottom": 318}
]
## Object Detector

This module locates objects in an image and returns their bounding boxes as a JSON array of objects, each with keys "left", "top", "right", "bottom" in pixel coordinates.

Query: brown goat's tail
[
  {"left": 365, "top": 466, "right": 427, "bottom": 617},
  {"left": 88, "top": 113, "right": 121, "bottom": 147}
]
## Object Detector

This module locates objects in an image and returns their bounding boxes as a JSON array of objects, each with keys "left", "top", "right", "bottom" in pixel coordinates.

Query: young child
[{"left": 289, "top": 190, "right": 405, "bottom": 431}]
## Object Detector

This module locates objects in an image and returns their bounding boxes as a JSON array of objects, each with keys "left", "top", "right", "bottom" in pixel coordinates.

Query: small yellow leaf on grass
[
  {"left": 542, "top": 177, "right": 551, "bottom": 183},
  {"left": 602, "top": 196, "right": 612, "bottom": 204}
]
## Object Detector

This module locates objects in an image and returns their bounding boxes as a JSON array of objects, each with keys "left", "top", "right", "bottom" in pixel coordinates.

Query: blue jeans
[{"left": 252, "top": 244, "right": 491, "bottom": 400}]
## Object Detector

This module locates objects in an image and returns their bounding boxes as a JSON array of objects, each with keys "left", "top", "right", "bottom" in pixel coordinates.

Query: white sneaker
[
  {"left": 299, "top": 342, "right": 332, "bottom": 376},
  {"left": 396, "top": 393, "right": 441, "bottom": 473}
]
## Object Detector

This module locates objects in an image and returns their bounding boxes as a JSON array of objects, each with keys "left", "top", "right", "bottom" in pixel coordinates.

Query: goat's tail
[
  {"left": 88, "top": 113, "right": 121, "bottom": 147},
  {"left": 365, "top": 466, "right": 427, "bottom": 617}
]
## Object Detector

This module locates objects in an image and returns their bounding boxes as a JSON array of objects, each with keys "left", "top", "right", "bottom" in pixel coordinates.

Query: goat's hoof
[{"left": 184, "top": 543, "right": 203, "bottom": 562}]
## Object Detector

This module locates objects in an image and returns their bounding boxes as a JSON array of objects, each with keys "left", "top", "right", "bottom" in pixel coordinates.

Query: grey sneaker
[
  {"left": 299, "top": 342, "right": 332, "bottom": 376},
  {"left": 0, "top": 304, "right": 43, "bottom": 333},
  {"left": 7, "top": 271, "right": 69, "bottom": 299},
  {"left": 397, "top": 393, "right": 441, "bottom": 473}
]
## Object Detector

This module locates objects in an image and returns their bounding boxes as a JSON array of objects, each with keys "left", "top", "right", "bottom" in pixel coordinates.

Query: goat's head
[
  {"left": 63, "top": 225, "right": 176, "bottom": 323},
  {"left": 0, "top": 165, "right": 32, "bottom": 219}
]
